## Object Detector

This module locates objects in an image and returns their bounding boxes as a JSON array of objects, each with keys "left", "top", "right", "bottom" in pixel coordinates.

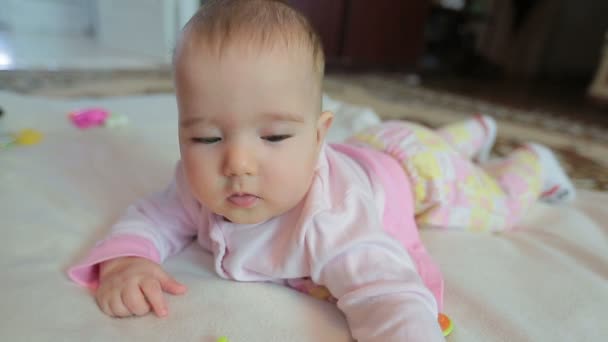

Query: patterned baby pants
[{"left": 348, "top": 119, "right": 543, "bottom": 231}]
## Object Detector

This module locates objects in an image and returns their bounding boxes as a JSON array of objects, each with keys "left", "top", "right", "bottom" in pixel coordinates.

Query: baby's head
[{"left": 174, "top": 0, "right": 333, "bottom": 224}]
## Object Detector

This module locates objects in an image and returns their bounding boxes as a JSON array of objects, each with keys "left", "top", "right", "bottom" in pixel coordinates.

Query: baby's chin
[{"left": 219, "top": 208, "right": 277, "bottom": 225}]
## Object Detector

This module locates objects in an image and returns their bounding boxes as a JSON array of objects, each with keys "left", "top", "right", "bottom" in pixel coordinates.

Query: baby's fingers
[
  {"left": 158, "top": 272, "right": 187, "bottom": 295},
  {"left": 109, "top": 295, "right": 133, "bottom": 317},
  {"left": 97, "top": 295, "right": 114, "bottom": 317},
  {"left": 122, "top": 284, "right": 151, "bottom": 316},
  {"left": 96, "top": 289, "right": 130, "bottom": 318},
  {"left": 141, "top": 279, "right": 168, "bottom": 317}
]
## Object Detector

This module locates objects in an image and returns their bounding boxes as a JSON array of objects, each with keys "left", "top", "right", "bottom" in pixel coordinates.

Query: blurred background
[
  {"left": 1, "top": 0, "right": 607, "bottom": 193},
  {"left": 0, "top": 0, "right": 607, "bottom": 121}
]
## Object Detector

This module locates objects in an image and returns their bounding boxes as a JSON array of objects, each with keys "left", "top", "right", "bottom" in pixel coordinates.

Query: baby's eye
[
  {"left": 262, "top": 135, "right": 292, "bottom": 142},
  {"left": 192, "top": 137, "right": 221, "bottom": 144}
]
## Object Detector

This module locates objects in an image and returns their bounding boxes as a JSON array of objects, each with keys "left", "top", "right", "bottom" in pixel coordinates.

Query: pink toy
[{"left": 68, "top": 108, "right": 110, "bottom": 129}]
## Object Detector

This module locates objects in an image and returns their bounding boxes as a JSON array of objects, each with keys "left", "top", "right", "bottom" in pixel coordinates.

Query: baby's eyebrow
[
  {"left": 179, "top": 112, "right": 305, "bottom": 128},
  {"left": 179, "top": 117, "right": 208, "bottom": 128},
  {"left": 260, "top": 112, "right": 305, "bottom": 123}
]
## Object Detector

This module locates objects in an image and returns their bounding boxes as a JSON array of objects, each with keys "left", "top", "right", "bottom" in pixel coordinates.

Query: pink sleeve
[
  {"left": 333, "top": 143, "right": 444, "bottom": 311},
  {"left": 308, "top": 192, "right": 445, "bottom": 342},
  {"left": 67, "top": 161, "right": 209, "bottom": 288},
  {"left": 67, "top": 234, "right": 160, "bottom": 288},
  {"left": 110, "top": 162, "right": 207, "bottom": 259}
]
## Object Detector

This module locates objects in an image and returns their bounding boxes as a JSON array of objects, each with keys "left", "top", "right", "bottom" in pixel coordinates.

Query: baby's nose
[{"left": 223, "top": 142, "right": 257, "bottom": 177}]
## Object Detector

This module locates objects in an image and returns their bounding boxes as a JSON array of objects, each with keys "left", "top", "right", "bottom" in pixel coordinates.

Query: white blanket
[{"left": 1, "top": 91, "right": 607, "bottom": 341}]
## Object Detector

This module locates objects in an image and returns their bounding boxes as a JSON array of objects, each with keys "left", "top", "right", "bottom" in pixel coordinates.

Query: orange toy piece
[{"left": 438, "top": 313, "right": 454, "bottom": 336}]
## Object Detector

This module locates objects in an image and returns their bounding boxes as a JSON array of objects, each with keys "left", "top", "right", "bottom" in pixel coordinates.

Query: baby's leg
[
  {"left": 419, "top": 144, "right": 575, "bottom": 231},
  {"left": 414, "top": 148, "right": 542, "bottom": 232},
  {"left": 349, "top": 121, "right": 569, "bottom": 231},
  {"left": 436, "top": 115, "right": 497, "bottom": 163},
  {"left": 349, "top": 121, "right": 511, "bottom": 231},
  {"left": 474, "top": 147, "right": 544, "bottom": 228}
]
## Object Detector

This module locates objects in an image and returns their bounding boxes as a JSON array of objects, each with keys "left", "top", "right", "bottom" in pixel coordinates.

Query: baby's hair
[{"left": 177, "top": 0, "right": 325, "bottom": 80}]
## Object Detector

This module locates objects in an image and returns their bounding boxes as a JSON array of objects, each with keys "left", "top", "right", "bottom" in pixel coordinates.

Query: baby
[{"left": 68, "top": 0, "right": 575, "bottom": 341}]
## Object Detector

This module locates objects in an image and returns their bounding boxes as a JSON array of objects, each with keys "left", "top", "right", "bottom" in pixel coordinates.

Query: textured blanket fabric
[{"left": 1, "top": 91, "right": 606, "bottom": 341}]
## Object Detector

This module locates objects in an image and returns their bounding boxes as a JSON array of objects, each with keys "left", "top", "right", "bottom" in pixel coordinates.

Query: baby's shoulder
[{"left": 316, "top": 146, "right": 376, "bottom": 194}]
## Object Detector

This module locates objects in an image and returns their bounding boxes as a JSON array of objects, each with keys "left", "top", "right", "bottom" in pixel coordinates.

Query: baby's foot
[
  {"left": 474, "top": 114, "right": 497, "bottom": 163},
  {"left": 527, "top": 143, "right": 576, "bottom": 204}
]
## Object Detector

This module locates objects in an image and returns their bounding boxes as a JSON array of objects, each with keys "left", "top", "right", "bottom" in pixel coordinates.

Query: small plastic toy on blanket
[
  {"left": 69, "top": 108, "right": 109, "bottom": 129},
  {"left": 0, "top": 129, "right": 43, "bottom": 149},
  {"left": 68, "top": 108, "right": 128, "bottom": 129}
]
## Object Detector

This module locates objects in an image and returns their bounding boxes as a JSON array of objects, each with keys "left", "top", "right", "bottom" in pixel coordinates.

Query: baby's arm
[
  {"left": 308, "top": 195, "right": 445, "bottom": 341},
  {"left": 68, "top": 162, "right": 205, "bottom": 316}
]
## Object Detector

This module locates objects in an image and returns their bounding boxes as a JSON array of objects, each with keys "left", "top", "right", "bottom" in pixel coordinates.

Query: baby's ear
[{"left": 316, "top": 111, "right": 334, "bottom": 143}]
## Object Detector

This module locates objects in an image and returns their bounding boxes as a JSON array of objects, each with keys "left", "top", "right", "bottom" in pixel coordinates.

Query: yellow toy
[
  {"left": 0, "top": 129, "right": 43, "bottom": 149},
  {"left": 14, "top": 129, "right": 43, "bottom": 145}
]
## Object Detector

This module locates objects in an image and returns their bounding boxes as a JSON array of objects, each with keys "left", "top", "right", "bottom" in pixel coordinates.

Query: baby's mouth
[{"left": 227, "top": 193, "right": 259, "bottom": 208}]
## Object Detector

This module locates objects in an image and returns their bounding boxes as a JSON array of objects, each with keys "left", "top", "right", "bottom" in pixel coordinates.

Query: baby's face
[{"left": 175, "top": 40, "right": 332, "bottom": 224}]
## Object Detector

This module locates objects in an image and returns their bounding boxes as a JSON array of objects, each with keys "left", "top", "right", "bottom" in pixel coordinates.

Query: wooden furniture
[
  {"left": 589, "top": 32, "right": 608, "bottom": 105},
  {"left": 287, "top": 0, "right": 431, "bottom": 69}
]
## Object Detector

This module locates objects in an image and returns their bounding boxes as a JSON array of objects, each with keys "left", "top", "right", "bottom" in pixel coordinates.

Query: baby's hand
[{"left": 96, "top": 257, "right": 187, "bottom": 318}]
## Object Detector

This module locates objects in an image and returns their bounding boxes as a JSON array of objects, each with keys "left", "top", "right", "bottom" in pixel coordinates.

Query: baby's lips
[{"left": 227, "top": 194, "right": 259, "bottom": 208}]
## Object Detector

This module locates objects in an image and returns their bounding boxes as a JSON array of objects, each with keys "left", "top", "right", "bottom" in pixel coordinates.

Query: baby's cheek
[
  {"left": 276, "top": 156, "right": 314, "bottom": 192},
  {"left": 183, "top": 155, "right": 215, "bottom": 194}
]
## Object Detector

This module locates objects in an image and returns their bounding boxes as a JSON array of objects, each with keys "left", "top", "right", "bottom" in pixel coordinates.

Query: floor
[
  {"left": 0, "top": 31, "right": 167, "bottom": 70},
  {"left": 419, "top": 73, "right": 608, "bottom": 127}
]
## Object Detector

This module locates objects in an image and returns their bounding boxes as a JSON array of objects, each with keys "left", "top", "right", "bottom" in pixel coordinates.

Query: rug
[{"left": 1, "top": 69, "right": 606, "bottom": 192}]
